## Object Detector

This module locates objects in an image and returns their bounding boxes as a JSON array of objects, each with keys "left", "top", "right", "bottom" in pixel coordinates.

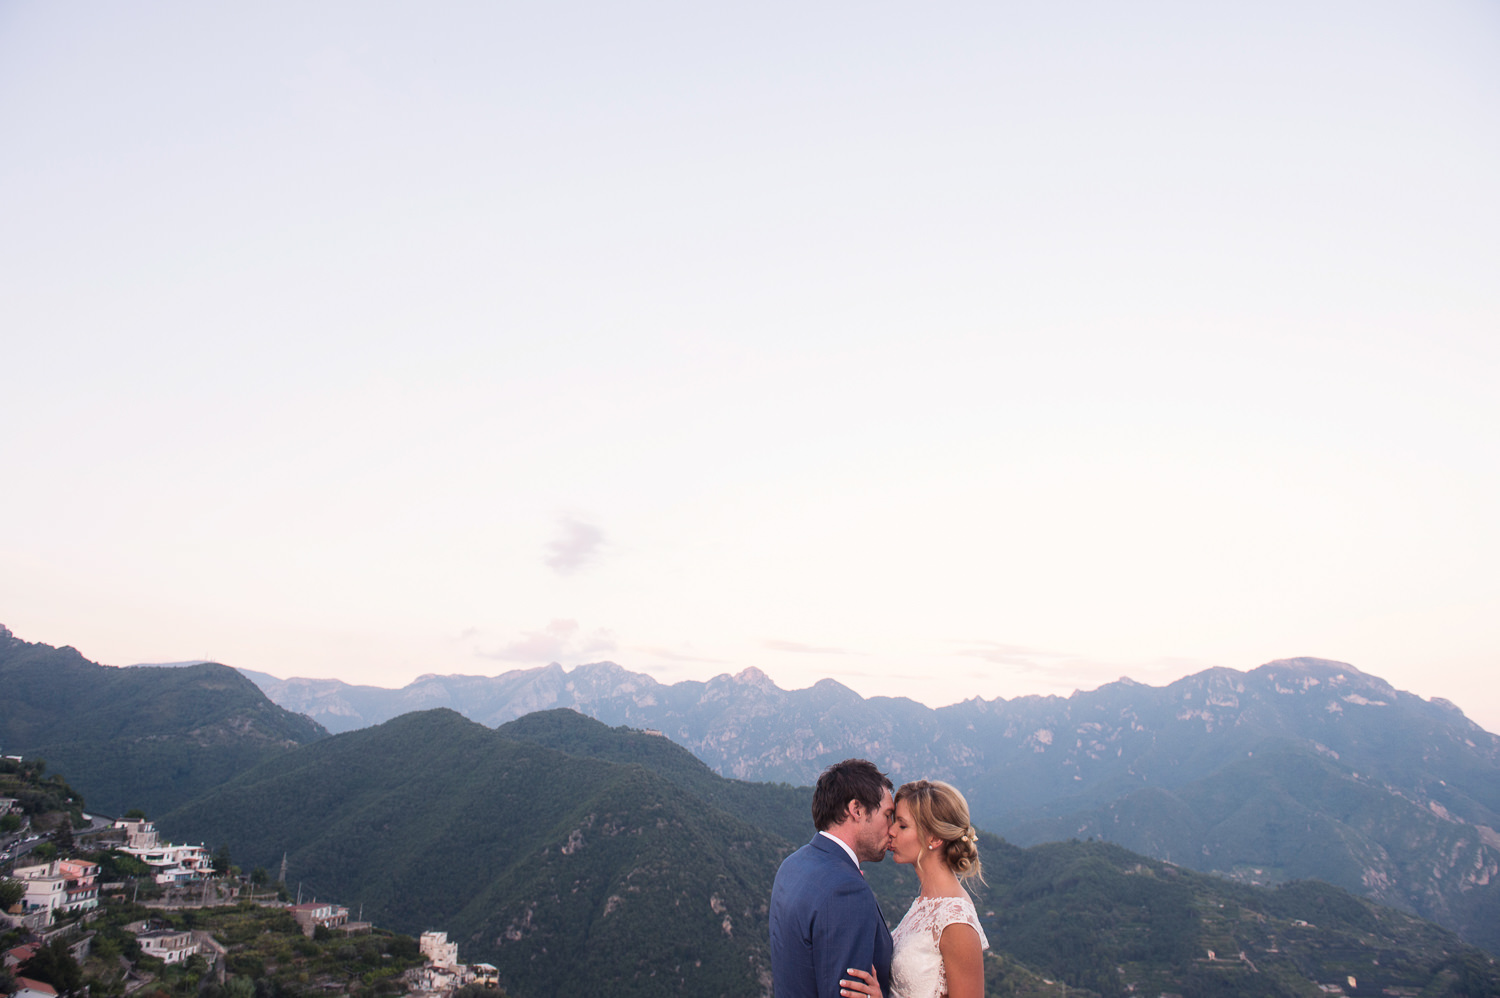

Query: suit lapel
[{"left": 813, "top": 835, "right": 891, "bottom": 934}]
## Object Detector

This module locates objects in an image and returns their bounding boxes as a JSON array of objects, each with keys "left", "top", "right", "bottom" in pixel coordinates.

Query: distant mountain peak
[
  {"left": 732, "top": 666, "right": 774, "bottom": 685},
  {"left": 1259, "top": 656, "right": 1360, "bottom": 673},
  {"left": 412, "top": 671, "right": 494, "bottom": 683},
  {"left": 1255, "top": 657, "right": 1405, "bottom": 700},
  {"left": 573, "top": 660, "right": 635, "bottom": 677}
]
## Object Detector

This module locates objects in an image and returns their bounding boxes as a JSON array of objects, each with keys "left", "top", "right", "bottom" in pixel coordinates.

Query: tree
[
  {"left": 224, "top": 977, "right": 255, "bottom": 998},
  {"left": 125, "top": 809, "right": 147, "bottom": 820},
  {"left": 0, "top": 878, "right": 24, "bottom": 910},
  {"left": 98, "top": 849, "right": 151, "bottom": 880},
  {"left": 93, "top": 936, "right": 121, "bottom": 963},
  {"left": 52, "top": 816, "right": 75, "bottom": 852},
  {"left": 212, "top": 844, "right": 232, "bottom": 876},
  {"left": 19, "top": 938, "right": 83, "bottom": 995}
]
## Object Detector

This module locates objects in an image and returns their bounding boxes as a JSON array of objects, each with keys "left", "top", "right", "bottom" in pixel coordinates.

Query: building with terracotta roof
[{"left": 11, "top": 977, "right": 59, "bottom": 998}]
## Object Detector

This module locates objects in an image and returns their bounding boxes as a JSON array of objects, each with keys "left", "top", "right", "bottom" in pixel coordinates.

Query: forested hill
[
  {"left": 243, "top": 655, "right": 1500, "bottom": 953},
  {"left": 161, "top": 708, "right": 791, "bottom": 998},
  {"left": 0, "top": 624, "right": 326, "bottom": 816},
  {"left": 159, "top": 707, "right": 1500, "bottom": 997}
]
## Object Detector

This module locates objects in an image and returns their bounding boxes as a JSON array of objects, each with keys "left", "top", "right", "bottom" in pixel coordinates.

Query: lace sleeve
[
  {"left": 930, "top": 896, "right": 990, "bottom": 951},
  {"left": 891, "top": 896, "right": 992, "bottom": 998}
]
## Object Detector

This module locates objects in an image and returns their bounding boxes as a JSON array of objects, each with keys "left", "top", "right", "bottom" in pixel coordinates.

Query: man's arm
[{"left": 810, "top": 879, "right": 884, "bottom": 998}]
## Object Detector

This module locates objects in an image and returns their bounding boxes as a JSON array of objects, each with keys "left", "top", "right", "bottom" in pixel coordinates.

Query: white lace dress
[{"left": 888, "top": 895, "right": 990, "bottom": 998}]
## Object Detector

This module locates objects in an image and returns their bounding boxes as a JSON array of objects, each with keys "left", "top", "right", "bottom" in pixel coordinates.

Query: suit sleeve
[{"left": 810, "top": 876, "right": 886, "bottom": 998}]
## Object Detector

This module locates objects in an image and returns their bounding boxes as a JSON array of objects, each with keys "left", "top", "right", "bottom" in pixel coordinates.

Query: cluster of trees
[
  {"left": 6, "top": 938, "right": 85, "bottom": 995},
  {"left": 1, "top": 757, "right": 83, "bottom": 824}
]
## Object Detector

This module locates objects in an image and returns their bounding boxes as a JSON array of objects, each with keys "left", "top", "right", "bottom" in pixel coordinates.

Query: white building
[
  {"left": 114, "top": 819, "right": 160, "bottom": 850},
  {"left": 136, "top": 929, "right": 199, "bottom": 965},
  {"left": 290, "top": 902, "right": 349, "bottom": 937},
  {"left": 12, "top": 859, "right": 99, "bottom": 916},
  {"left": 419, "top": 931, "right": 459, "bottom": 969},
  {"left": 113, "top": 819, "right": 211, "bottom": 884},
  {"left": 15, "top": 867, "right": 64, "bottom": 915}
]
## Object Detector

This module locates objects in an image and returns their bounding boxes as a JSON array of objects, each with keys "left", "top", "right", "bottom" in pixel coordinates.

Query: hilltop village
[{"left": 1, "top": 761, "right": 494, "bottom": 998}]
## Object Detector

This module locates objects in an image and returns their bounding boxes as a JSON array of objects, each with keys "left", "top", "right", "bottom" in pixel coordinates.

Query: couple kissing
[{"left": 769, "top": 759, "right": 989, "bottom": 998}]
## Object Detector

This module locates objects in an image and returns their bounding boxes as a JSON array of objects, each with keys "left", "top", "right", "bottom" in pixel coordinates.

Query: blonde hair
[{"left": 894, "top": 780, "right": 984, "bottom": 886}]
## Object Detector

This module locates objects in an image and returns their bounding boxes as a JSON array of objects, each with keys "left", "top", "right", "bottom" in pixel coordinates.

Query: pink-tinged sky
[{"left": 2, "top": 2, "right": 1498, "bottom": 734}]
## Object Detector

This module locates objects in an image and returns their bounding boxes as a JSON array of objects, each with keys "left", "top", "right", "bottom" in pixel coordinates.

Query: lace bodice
[{"left": 888, "top": 894, "right": 989, "bottom": 998}]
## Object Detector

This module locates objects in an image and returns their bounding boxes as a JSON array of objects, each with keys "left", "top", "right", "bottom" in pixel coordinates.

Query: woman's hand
[{"left": 840, "top": 965, "right": 883, "bottom": 998}]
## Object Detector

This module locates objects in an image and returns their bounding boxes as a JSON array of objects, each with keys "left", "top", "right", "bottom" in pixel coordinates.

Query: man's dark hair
[{"left": 811, "top": 759, "right": 893, "bottom": 831}]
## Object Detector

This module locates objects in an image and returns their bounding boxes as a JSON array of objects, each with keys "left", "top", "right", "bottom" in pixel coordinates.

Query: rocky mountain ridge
[{"left": 242, "top": 654, "right": 1500, "bottom": 953}]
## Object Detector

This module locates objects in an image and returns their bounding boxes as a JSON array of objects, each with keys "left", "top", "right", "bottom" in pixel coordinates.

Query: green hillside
[
  {"left": 1013, "top": 742, "right": 1500, "bottom": 954},
  {"left": 156, "top": 707, "right": 1499, "bottom": 998},
  {"left": 0, "top": 625, "right": 326, "bottom": 816},
  {"left": 160, "top": 709, "right": 788, "bottom": 998},
  {"left": 974, "top": 837, "right": 1498, "bottom": 998},
  {"left": 494, "top": 709, "right": 812, "bottom": 845}
]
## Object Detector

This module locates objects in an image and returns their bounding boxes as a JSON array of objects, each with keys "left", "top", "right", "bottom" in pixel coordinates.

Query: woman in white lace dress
[{"left": 839, "top": 780, "right": 988, "bottom": 998}]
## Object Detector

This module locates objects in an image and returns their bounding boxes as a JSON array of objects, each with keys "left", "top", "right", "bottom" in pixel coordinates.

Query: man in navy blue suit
[{"left": 769, "top": 758, "right": 896, "bottom": 998}]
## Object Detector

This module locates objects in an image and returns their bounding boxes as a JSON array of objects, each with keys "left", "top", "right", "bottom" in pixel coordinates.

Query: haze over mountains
[{"left": 241, "top": 654, "right": 1500, "bottom": 954}]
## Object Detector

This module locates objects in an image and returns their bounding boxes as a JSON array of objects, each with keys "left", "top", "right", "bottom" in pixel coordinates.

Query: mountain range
[
  {"left": 241, "top": 655, "right": 1500, "bottom": 954},
  {"left": 1, "top": 619, "right": 1496, "bottom": 996},
  {"left": 159, "top": 706, "right": 1500, "bottom": 998}
]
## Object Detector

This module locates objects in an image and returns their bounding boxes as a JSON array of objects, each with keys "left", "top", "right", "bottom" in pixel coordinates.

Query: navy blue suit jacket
[{"left": 769, "top": 834, "right": 893, "bottom": 998}]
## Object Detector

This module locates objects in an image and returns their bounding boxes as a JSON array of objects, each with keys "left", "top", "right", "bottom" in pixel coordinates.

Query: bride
[{"left": 839, "top": 780, "right": 988, "bottom": 998}]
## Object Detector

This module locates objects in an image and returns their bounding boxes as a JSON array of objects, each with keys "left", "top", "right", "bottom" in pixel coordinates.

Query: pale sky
[{"left": 4, "top": 2, "right": 1499, "bottom": 733}]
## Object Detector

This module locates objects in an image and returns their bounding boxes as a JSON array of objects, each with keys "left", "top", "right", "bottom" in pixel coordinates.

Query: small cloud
[
  {"left": 481, "top": 619, "right": 617, "bottom": 663},
  {"left": 762, "top": 639, "right": 860, "bottom": 656},
  {"left": 545, "top": 516, "right": 605, "bottom": 574}
]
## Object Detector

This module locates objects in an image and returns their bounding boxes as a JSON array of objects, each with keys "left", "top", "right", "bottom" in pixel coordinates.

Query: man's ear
[{"left": 846, "top": 798, "right": 864, "bottom": 822}]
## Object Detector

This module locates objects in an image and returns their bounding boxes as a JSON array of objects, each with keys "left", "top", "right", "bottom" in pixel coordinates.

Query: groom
[{"left": 769, "top": 758, "right": 895, "bottom": 998}]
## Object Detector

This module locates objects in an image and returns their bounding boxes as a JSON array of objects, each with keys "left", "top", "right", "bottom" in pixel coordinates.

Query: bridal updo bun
[{"left": 894, "top": 779, "right": 984, "bottom": 885}]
